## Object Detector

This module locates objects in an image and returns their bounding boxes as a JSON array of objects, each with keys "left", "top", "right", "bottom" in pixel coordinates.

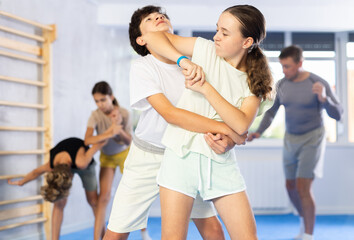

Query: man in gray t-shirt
[{"left": 248, "top": 45, "right": 343, "bottom": 240}]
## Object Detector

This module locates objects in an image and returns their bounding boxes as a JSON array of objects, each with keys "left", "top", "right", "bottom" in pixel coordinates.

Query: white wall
[{"left": 97, "top": 1, "right": 354, "bottom": 31}]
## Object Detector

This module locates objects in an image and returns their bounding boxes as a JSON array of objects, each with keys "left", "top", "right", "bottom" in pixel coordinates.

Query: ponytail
[
  {"left": 246, "top": 47, "right": 273, "bottom": 100},
  {"left": 223, "top": 5, "right": 274, "bottom": 100}
]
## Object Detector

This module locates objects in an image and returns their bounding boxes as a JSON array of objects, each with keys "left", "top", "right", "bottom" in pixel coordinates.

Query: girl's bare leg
[
  {"left": 213, "top": 191, "right": 257, "bottom": 240},
  {"left": 160, "top": 186, "right": 194, "bottom": 240}
]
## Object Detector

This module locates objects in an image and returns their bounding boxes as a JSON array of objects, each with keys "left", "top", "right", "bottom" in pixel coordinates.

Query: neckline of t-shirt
[
  {"left": 220, "top": 57, "right": 247, "bottom": 76},
  {"left": 287, "top": 72, "right": 313, "bottom": 83},
  {"left": 149, "top": 54, "right": 180, "bottom": 70}
]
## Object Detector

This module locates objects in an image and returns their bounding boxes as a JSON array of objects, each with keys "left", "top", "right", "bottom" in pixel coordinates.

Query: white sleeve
[{"left": 129, "top": 58, "right": 163, "bottom": 111}]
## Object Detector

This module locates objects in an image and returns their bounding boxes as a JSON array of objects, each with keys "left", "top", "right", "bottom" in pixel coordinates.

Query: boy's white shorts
[{"left": 107, "top": 142, "right": 217, "bottom": 233}]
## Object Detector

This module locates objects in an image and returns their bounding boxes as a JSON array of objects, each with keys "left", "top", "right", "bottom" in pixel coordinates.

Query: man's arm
[
  {"left": 312, "top": 81, "right": 343, "bottom": 121},
  {"left": 247, "top": 93, "right": 281, "bottom": 142}
]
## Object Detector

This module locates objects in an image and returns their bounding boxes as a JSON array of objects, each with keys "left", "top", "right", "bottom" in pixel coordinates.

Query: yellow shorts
[{"left": 99, "top": 147, "right": 130, "bottom": 173}]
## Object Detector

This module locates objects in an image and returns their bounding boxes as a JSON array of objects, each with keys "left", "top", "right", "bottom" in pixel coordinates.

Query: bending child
[
  {"left": 8, "top": 137, "right": 105, "bottom": 240},
  {"left": 141, "top": 5, "right": 273, "bottom": 240}
]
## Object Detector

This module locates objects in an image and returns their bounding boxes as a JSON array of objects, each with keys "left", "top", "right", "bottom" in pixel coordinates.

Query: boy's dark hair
[
  {"left": 129, "top": 5, "right": 169, "bottom": 56},
  {"left": 279, "top": 45, "right": 303, "bottom": 63}
]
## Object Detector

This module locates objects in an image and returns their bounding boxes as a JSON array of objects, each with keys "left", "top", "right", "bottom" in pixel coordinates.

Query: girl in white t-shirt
[
  {"left": 84, "top": 81, "right": 151, "bottom": 240},
  {"left": 141, "top": 5, "right": 274, "bottom": 240}
]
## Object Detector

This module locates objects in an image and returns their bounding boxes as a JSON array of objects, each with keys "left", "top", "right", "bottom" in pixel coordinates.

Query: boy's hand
[{"left": 205, "top": 133, "right": 236, "bottom": 154}]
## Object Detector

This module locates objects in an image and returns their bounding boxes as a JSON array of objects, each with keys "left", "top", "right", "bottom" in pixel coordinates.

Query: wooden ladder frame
[{"left": 0, "top": 10, "right": 56, "bottom": 239}]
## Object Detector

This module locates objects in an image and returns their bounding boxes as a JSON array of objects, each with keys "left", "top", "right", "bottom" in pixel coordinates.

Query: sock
[
  {"left": 294, "top": 217, "right": 304, "bottom": 239},
  {"left": 141, "top": 229, "right": 152, "bottom": 240},
  {"left": 302, "top": 233, "right": 314, "bottom": 240}
]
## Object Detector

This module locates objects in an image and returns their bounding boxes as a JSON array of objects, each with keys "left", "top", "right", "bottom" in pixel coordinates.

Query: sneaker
[{"left": 302, "top": 233, "right": 314, "bottom": 240}]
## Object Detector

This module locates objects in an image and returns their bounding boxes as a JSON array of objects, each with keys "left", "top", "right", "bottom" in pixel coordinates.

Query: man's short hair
[
  {"left": 279, "top": 45, "right": 303, "bottom": 63},
  {"left": 129, "top": 5, "right": 169, "bottom": 56}
]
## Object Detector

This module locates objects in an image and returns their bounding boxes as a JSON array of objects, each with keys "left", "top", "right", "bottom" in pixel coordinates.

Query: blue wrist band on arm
[{"left": 177, "top": 56, "right": 188, "bottom": 67}]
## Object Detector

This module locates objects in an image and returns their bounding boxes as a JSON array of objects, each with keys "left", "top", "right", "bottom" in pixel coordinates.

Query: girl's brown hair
[
  {"left": 92, "top": 81, "right": 119, "bottom": 107},
  {"left": 40, "top": 164, "right": 73, "bottom": 202},
  {"left": 224, "top": 5, "right": 273, "bottom": 100}
]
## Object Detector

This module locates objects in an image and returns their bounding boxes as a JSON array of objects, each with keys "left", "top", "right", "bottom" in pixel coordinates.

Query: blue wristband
[{"left": 177, "top": 56, "right": 188, "bottom": 67}]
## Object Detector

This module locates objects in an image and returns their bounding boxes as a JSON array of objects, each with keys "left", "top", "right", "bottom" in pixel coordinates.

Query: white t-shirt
[
  {"left": 130, "top": 54, "right": 185, "bottom": 148},
  {"left": 162, "top": 37, "right": 254, "bottom": 163}
]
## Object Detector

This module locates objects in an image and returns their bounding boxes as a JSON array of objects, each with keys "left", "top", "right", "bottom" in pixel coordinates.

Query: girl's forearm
[
  {"left": 143, "top": 32, "right": 182, "bottom": 62},
  {"left": 202, "top": 83, "right": 259, "bottom": 135},
  {"left": 85, "top": 131, "right": 112, "bottom": 145}
]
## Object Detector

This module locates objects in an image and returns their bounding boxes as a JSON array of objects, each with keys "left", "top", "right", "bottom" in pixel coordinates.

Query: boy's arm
[
  {"left": 7, "top": 162, "right": 51, "bottom": 186},
  {"left": 147, "top": 93, "right": 242, "bottom": 145}
]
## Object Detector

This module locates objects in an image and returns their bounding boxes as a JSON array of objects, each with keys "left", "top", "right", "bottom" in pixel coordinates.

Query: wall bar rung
[
  {"left": 0, "top": 11, "right": 53, "bottom": 31},
  {"left": 0, "top": 195, "right": 42, "bottom": 206},
  {"left": 0, "top": 217, "right": 46, "bottom": 231},
  {"left": 0, "top": 174, "right": 26, "bottom": 180},
  {"left": 0, "top": 25, "right": 45, "bottom": 42},
  {"left": 0, "top": 36, "right": 41, "bottom": 56},
  {"left": 0, "top": 126, "right": 46, "bottom": 132},
  {"left": 0, "top": 204, "right": 42, "bottom": 221},
  {"left": 0, "top": 101, "right": 46, "bottom": 109},
  {"left": 0, "top": 75, "right": 45, "bottom": 87},
  {"left": 0, "top": 50, "right": 45, "bottom": 64},
  {"left": 0, "top": 149, "right": 46, "bottom": 155}
]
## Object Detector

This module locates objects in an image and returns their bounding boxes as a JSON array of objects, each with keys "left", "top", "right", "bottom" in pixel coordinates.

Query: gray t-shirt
[
  {"left": 87, "top": 107, "right": 131, "bottom": 155},
  {"left": 257, "top": 73, "right": 343, "bottom": 135}
]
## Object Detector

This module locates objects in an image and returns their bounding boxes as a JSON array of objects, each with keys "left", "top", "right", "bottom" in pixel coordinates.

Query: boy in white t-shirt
[{"left": 103, "top": 5, "right": 247, "bottom": 240}]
